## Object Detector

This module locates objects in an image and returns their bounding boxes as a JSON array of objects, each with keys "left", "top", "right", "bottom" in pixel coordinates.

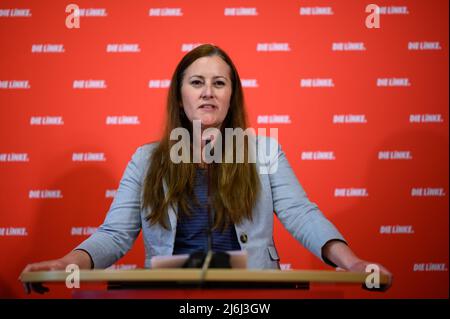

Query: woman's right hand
[
  {"left": 22, "top": 258, "right": 70, "bottom": 273},
  {"left": 20, "top": 258, "right": 70, "bottom": 294},
  {"left": 20, "top": 250, "right": 93, "bottom": 294}
]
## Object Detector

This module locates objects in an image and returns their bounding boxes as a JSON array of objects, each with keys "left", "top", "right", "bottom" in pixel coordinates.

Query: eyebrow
[{"left": 188, "top": 75, "right": 229, "bottom": 81}]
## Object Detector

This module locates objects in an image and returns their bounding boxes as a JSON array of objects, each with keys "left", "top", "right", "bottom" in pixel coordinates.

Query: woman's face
[{"left": 180, "top": 55, "right": 232, "bottom": 129}]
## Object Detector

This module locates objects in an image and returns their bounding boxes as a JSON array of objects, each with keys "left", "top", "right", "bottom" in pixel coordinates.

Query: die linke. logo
[
  {"left": 378, "top": 6, "right": 409, "bottom": 14},
  {"left": 256, "top": 43, "right": 291, "bottom": 52},
  {"left": 0, "top": 80, "right": 30, "bottom": 89},
  {"left": 380, "top": 225, "right": 414, "bottom": 234},
  {"left": 105, "top": 189, "right": 117, "bottom": 198},
  {"left": 377, "top": 78, "right": 411, "bottom": 87},
  {"left": 300, "top": 78, "right": 334, "bottom": 87},
  {"left": 408, "top": 41, "right": 442, "bottom": 50},
  {"left": 181, "top": 43, "right": 202, "bottom": 52},
  {"left": 72, "top": 153, "right": 106, "bottom": 162},
  {"left": 413, "top": 263, "right": 448, "bottom": 272},
  {"left": 257, "top": 115, "right": 291, "bottom": 124},
  {"left": 106, "top": 116, "right": 140, "bottom": 125},
  {"left": 378, "top": 151, "right": 412, "bottom": 160},
  {"left": 333, "top": 114, "right": 367, "bottom": 124},
  {"left": 0, "top": 227, "right": 28, "bottom": 236},
  {"left": 299, "top": 7, "right": 333, "bottom": 15},
  {"left": 31, "top": 44, "right": 65, "bottom": 53},
  {"left": 30, "top": 116, "right": 64, "bottom": 125},
  {"left": 149, "top": 8, "right": 183, "bottom": 16},
  {"left": 334, "top": 188, "right": 368, "bottom": 197},
  {"left": 0, "top": 153, "right": 29, "bottom": 162},
  {"left": 224, "top": 7, "right": 258, "bottom": 16},
  {"left": 71, "top": 227, "right": 97, "bottom": 236},
  {"left": 73, "top": 80, "right": 107, "bottom": 89},
  {"left": 0, "top": 8, "right": 32, "bottom": 17},
  {"left": 301, "top": 151, "right": 335, "bottom": 160},
  {"left": 410, "top": 114, "right": 444, "bottom": 123},
  {"left": 29, "top": 190, "right": 63, "bottom": 199},
  {"left": 77, "top": 8, "right": 107, "bottom": 17},
  {"left": 106, "top": 44, "right": 140, "bottom": 53},
  {"left": 241, "top": 79, "right": 258, "bottom": 88},
  {"left": 280, "top": 264, "right": 292, "bottom": 271},
  {"left": 149, "top": 79, "right": 171, "bottom": 88},
  {"left": 332, "top": 42, "right": 366, "bottom": 51},
  {"left": 411, "top": 187, "right": 446, "bottom": 197}
]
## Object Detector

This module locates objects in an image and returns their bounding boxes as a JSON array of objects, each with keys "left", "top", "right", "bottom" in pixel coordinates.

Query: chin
[
  {"left": 201, "top": 122, "right": 219, "bottom": 128},
  {"left": 199, "top": 118, "right": 218, "bottom": 127}
]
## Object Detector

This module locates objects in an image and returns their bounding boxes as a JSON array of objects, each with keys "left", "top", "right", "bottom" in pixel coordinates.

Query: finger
[
  {"left": 385, "top": 273, "right": 393, "bottom": 287},
  {"left": 22, "top": 282, "right": 31, "bottom": 295},
  {"left": 31, "top": 283, "right": 50, "bottom": 294},
  {"left": 22, "top": 264, "right": 32, "bottom": 273},
  {"left": 380, "top": 266, "right": 393, "bottom": 277},
  {"left": 362, "top": 269, "right": 393, "bottom": 292},
  {"left": 24, "top": 264, "right": 40, "bottom": 272},
  {"left": 376, "top": 265, "right": 393, "bottom": 284},
  {"left": 26, "top": 262, "right": 54, "bottom": 272}
]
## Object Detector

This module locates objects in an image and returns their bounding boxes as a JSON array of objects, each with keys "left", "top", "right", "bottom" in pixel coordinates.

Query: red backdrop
[{"left": 0, "top": 0, "right": 448, "bottom": 298}]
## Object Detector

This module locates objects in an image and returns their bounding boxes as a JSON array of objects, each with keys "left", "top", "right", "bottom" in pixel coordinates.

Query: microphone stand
[
  {"left": 200, "top": 151, "right": 214, "bottom": 283},
  {"left": 201, "top": 142, "right": 232, "bottom": 269},
  {"left": 183, "top": 138, "right": 232, "bottom": 285}
]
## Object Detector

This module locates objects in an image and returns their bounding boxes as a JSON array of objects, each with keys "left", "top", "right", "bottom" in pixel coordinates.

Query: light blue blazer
[{"left": 76, "top": 136, "right": 346, "bottom": 269}]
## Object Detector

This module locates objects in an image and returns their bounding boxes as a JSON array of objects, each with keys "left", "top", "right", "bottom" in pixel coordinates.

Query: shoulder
[
  {"left": 255, "top": 135, "right": 279, "bottom": 147},
  {"left": 129, "top": 141, "right": 160, "bottom": 168},
  {"left": 136, "top": 141, "right": 159, "bottom": 155},
  {"left": 119, "top": 142, "right": 160, "bottom": 182},
  {"left": 252, "top": 135, "right": 283, "bottom": 175},
  {"left": 255, "top": 135, "right": 281, "bottom": 157}
]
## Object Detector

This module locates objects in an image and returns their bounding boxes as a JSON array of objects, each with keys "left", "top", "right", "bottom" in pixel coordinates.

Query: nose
[{"left": 201, "top": 82, "right": 214, "bottom": 99}]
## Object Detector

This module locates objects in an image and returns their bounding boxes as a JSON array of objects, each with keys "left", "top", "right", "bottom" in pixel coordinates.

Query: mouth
[{"left": 198, "top": 104, "right": 217, "bottom": 110}]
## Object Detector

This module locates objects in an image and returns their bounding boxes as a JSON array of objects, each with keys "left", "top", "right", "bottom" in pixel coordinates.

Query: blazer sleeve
[
  {"left": 74, "top": 145, "right": 149, "bottom": 268},
  {"left": 262, "top": 137, "right": 347, "bottom": 266}
]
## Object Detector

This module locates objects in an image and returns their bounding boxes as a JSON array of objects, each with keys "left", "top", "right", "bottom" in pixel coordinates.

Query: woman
[{"left": 23, "top": 44, "right": 392, "bottom": 289}]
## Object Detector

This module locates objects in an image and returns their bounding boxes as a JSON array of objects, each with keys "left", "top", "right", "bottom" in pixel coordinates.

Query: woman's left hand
[{"left": 339, "top": 259, "right": 393, "bottom": 291}]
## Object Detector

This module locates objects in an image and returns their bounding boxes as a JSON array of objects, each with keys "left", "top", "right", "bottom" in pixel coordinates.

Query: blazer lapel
[{"left": 162, "top": 178, "right": 177, "bottom": 231}]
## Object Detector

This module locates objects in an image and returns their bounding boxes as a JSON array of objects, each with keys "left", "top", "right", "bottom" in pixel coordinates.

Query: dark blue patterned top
[{"left": 173, "top": 168, "right": 241, "bottom": 255}]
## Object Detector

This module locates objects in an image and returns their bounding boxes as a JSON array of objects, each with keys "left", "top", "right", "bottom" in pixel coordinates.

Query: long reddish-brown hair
[{"left": 142, "top": 44, "right": 260, "bottom": 230}]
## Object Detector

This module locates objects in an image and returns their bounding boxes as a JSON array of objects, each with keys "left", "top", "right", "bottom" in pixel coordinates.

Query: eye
[
  {"left": 190, "top": 80, "right": 203, "bottom": 86},
  {"left": 214, "top": 81, "right": 225, "bottom": 86}
]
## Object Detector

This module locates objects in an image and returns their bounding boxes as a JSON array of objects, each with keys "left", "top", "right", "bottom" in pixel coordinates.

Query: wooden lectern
[{"left": 20, "top": 269, "right": 389, "bottom": 298}]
